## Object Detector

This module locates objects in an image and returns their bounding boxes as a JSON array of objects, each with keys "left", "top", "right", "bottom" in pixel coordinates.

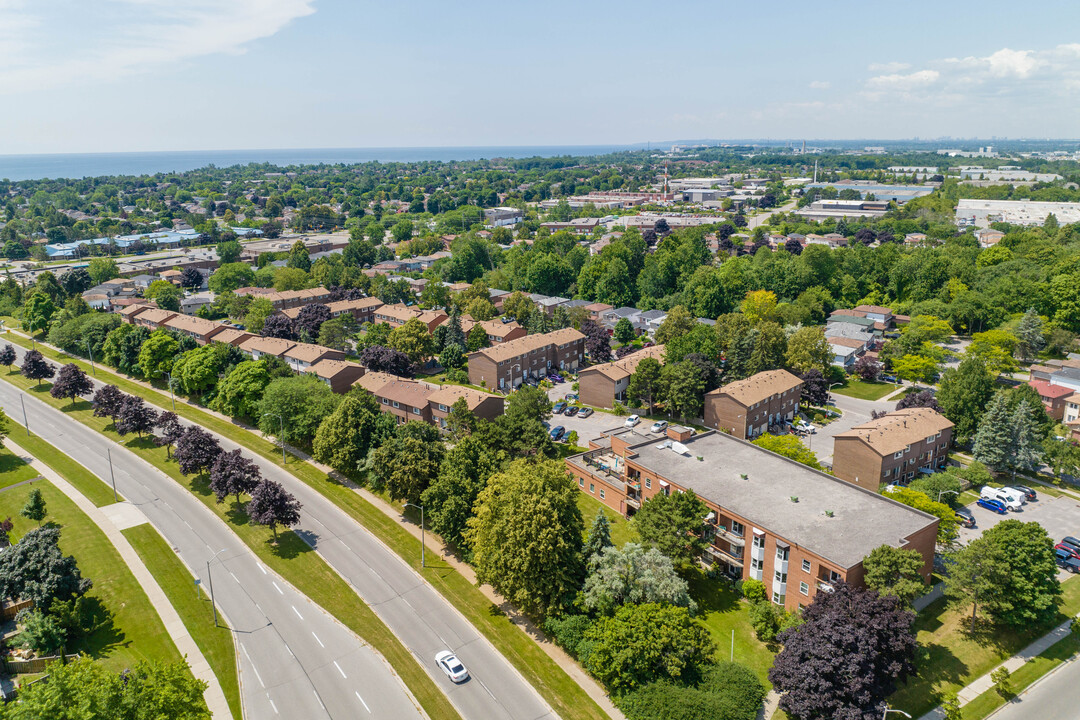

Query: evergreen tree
[
  {"left": 1010, "top": 399, "right": 1044, "bottom": 478},
  {"left": 972, "top": 391, "right": 1014, "bottom": 472},
  {"left": 938, "top": 355, "right": 996, "bottom": 444},
  {"left": 583, "top": 511, "right": 614, "bottom": 562},
  {"left": 1014, "top": 308, "right": 1045, "bottom": 362},
  {"left": 21, "top": 488, "right": 46, "bottom": 525}
]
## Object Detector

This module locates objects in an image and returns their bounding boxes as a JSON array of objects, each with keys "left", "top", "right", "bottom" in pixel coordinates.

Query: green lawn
[
  {"left": 122, "top": 524, "right": 241, "bottom": 720},
  {"left": 831, "top": 378, "right": 901, "bottom": 401},
  {"left": 687, "top": 571, "right": 776, "bottom": 689},
  {"left": 576, "top": 493, "right": 636, "bottom": 548},
  {"left": 4, "top": 423, "right": 123, "bottom": 507},
  {"left": 0, "top": 446, "right": 41, "bottom": 491},
  {"left": 5, "top": 335, "right": 611, "bottom": 720},
  {"left": 0, "top": 470, "right": 183, "bottom": 675},
  {"left": 961, "top": 630, "right": 1080, "bottom": 719},
  {"left": 889, "top": 575, "right": 1080, "bottom": 717},
  {"left": 0, "top": 370, "right": 462, "bottom": 720}
]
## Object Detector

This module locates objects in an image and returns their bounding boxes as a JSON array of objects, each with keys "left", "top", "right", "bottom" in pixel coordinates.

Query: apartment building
[
  {"left": 577, "top": 345, "right": 666, "bottom": 409},
  {"left": 703, "top": 370, "right": 804, "bottom": 439},
  {"left": 234, "top": 286, "right": 333, "bottom": 311},
  {"left": 304, "top": 359, "right": 366, "bottom": 394},
  {"left": 565, "top": 427, "right": 938, "bottom": 611},
  {"left": 327, "top": 297, "right": 384, "bottom": 324},
  {"left": 455, "top": 317, "right": 527, "bottom": 345},
  {"left": 427, "top": 385, "right": 505, "bottom": 427},
  {"left": 832, "top": 408, "right": 954, "bottom": 492},
  {"left": 162, "top": 315, "right": 228, "bottom": 345},
  {"left": 466, "top": 328, "right": 585, "bottom": 391},
  {"left": 373, "top": 304, "right": 449, "bottom": 332}
]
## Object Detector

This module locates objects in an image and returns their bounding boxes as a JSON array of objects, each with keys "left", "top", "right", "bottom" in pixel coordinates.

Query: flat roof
[{"left": 622, "top": 431, "right": 938, "bottom": 569}]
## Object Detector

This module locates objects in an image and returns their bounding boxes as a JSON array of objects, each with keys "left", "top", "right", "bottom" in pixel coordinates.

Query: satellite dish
[{"left": 671, "top": 442, "right": 689, "bottom": 455}]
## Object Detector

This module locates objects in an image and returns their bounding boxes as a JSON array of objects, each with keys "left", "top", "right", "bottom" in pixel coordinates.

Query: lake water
[{"left": 0, "top": 145, "right": 643, "bottom": 181}]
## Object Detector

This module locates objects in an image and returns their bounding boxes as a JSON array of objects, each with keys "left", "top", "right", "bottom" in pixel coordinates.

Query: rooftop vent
[{"left": 671, "top": 442, "right": 689, "bottom": 456}]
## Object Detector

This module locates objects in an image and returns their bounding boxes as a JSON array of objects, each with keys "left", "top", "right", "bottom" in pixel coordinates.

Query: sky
[{"left": 1, "top": 0, "right": 1079, "bottom": 154}]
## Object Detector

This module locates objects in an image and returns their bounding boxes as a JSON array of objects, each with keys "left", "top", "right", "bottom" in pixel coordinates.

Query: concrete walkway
[
  {"left": 3, "top": 436, "right": 232, "bottom": 720},
  {"left": 919, "top": 611, "right": 1080, "bottom": 719}
]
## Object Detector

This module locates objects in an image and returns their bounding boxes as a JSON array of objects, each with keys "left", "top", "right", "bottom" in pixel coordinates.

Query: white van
[{"left": 980, "top": 486, "right": 1022, "bottom": 512}]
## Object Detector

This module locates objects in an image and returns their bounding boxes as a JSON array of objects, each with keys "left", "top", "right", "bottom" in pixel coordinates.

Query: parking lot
[
  {"left": 544, "top": 382, "right": 669, "bottom": 446},
  {"left": 959, "top": 492, "right": 1080, "bottom": 548}
]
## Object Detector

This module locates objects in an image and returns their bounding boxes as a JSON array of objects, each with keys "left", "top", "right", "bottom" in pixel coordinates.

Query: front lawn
[
  {"left": 831, "top": 378, "right": 901, "bottom": 401},
  {"left": 0, "top": 447, "right": 41, "bottom": 491},
  {"left": 687, "top": 570, "right": 776, "bottom": 688},
  {"left": 576, "top": 492, "right": 636, "bottom": 548}
]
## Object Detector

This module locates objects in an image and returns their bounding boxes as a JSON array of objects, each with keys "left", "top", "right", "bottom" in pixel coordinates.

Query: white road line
[
  {"left": 268, "top": 696, "right": 279, "bottom": 714},
  {"left": 229, "top": 571, "right": 239, "bottom": 583},
  {"left": 334, "top": 660, "right": 347, "bottom": 679},
  {"left": 312, "top": 632, "right": 324, "bottom": 648},
  {"left": 292, "top": 605, "right": 304, "bottom": 621},
  {"left": 355, "top": 691, "right": 371, "bottom": 713},
  {"left": 258, "top": 563, "right": 267, "bottom": 575},
  {"left": 240, "top": 645, "right": 265, "bottom": 689},
  {"left": 272, "top": 580, "right": 284, "bottom": 595},
  {"left": 314, "top": 691, "right": 327, "bottom": 712}
]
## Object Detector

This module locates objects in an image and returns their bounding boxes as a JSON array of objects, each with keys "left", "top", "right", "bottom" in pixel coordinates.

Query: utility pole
[
  {"left": 85, "top": 339, "right": 96, "bottom": 376},
  {"left": 107, "top": 448, "right": 118, "bottom": 502},
  {"left": 20, "top": 394, "right": 29, "bottom": 436}
]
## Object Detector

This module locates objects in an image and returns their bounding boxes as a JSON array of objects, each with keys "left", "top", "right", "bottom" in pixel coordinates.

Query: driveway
[
  {"left": 804, "top": 393, "right": 899, "bottom": 465},
  {"left": 545, "top": 382, "right": 668, "bottom": 446}
]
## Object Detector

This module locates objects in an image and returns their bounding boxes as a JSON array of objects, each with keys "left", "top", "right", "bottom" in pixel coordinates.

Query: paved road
[
  {"left": 988, "top": 648, "right": 1080, "bottom": 720},
  {"left": 10, "top": 344, "right": 556, "bottom": 720},
  {"left": 806, "top": 392, "right": 898, "bottom": 465},
  {"left": 0, "top": 380, "right": 423, "bottom": 720}
]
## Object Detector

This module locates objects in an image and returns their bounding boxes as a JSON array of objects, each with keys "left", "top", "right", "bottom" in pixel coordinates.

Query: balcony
[
  {"left": 705, "top": 544, "right": 744, "bottom": 568},
  {"left": 715, "top": 527, "right": 746, "bottom": 546},
  {"left": 817, "top": 580, "right": 835, "bottom": 593}
]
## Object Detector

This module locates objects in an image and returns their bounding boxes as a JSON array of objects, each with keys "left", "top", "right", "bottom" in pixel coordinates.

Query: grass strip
[
  {"left": 5, "top": 423, "right": 123, "bottom": 507},
  {"left": 7, "top": 333, "right": 611, "bottom": 720},
  {"left": 0, "top": 371, "right": 461, "bottom": 720},
  {"left": 122, "top": 523, "right": 242, "bottom": 720},
  {"left": 961, "top": 630, "right": 1080, "bottom": 719},
  {"left": 0, "top": 447, "right": 40, "bottom": 490}
]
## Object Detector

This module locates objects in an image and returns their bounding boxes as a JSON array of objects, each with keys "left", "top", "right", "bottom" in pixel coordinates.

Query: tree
[
  {"left": 148, "top": 281, "right": 182, "bottom": 312},
  {"left": 1014, "top": 308, "right": 1045, "bottom": 362},
  {"left": 87, "top": 257, "right": 120, "bottom": 285},
  {"left": 741, "top": 290, "right": 778, "bottom": 325},
  {"left": 295, "top": 303, "right": 331, "bottom": 342},
  {"left": 0, "top": 344, "right": 15, "bottom": 370},
  {"left": 256, "top": 375, "right": 342, "bottom": 449},
  {"left": 896, "top": 389, "right": 942, "bottom": 412},
  {"left": 212, "top": 360, "right": 271, "bottom": 419},
  {"left": 466, "top": 297, "right": 496, "bottom": 321},
  {"left": 422, "top": 433, "right": 505, "bottom": 553},
  {"left": 583, "top": 510, "right": 614, "bottom": 562},
  {"left": 317, "top": 314, "right": 359, "bottom": 351},
  {"left": 23, "top": 292, "right": 56, "bottom": 336},
  {"left": 944, "top": 534, "right": 1009, "bottom": 632},
  {"left": 359, "top": 345, "right": 413, "bottom": 376},
  {"left": 179, "top": 266, "right": 204, "bottom": 289},
  {"left": 785, "top": 326, "right": 831, "bottom": 374},
  {"left": 18, "top": 608, "right": 66, "bottom": 656},
  {"left": 0, "top": 527, "right": 91, "bottom": 611},
  {"left": 938, "top": 355, "right": 996, "bottom": 444},
  {"left": 312, "top": 393, "right": 393, "bottom": 478},
  {"left": 209, "top": 449, "right": 262, "bottom": 504},
  {"left": 466, "top": 459, "right": 584, "bottom": 618},
  {"left": 613, "top": 317, "right": 635, "bottom": 345},
  {"left": 769, "top": 582, "right": 916, "bottom": 720},
  {"left": 972, "top": 391, "right": 1014, "bottom": 472},
  {"left": 91, "top": 384, "right": 124, "bottom": 422},
  {"left": 1010, "top": 399, "right": 1044, "bottom": 478},
  {"left": 581, "top": 319, "right": 612, "bottom": 363},
  {"left": 882, "top": 487, "right": 959, "bottom": 544},
  {"left": 975, "top": 519, "right": 1061, "bottom": 628},
  {"left": 582, "top": 543, "right": 693, "bottom": 614},
  {"left": 627, "top": 357, "right": 663, "bottom": 412},
  {"left": 619, "top": 663, "right": 765, "bottom": 720},
  {"left": 243, "top": 297, "right": 276, "bottom": 334},
  {"left": 799, "top": 369, "right": 828, "bottom": 406},
  {"left": 246, "top": 479, "right": 302, "bottom": 541},
  {"left": 388, "top": 317, "right": 433, "bottom": 365},
  {"left": 154, "top": 411, "right": 184, "bottom": 458},
  {"left": 439, "top": 344, "right": 465, "bottom": 371},
  {"left": 21, "top": 488, "right": 46, "bottom": 525},
  {"left": 261, "top": 313, "right": 297, "bottom": 340},
  {"left": 851, "top": 355, "right": 882, "bottom": 382},
  {"left": 287, "top": 240, "right": 311, "bottom": 271},
  {"left": 655, "top": 306, "right": 695, "bottom": 345},
  {"left": 137, "top": 331, "right": 178, "bottom": 379},
  {"left": 60, "top": 268, "right": 92, "bottom": 296},
  {"left": 751, "top": 434, "right": 824, "bottom": 471},
  {"left": 863, "top": 545, "right": 926, "bottom": 607},
  {"left": 20, "top": 349, "right": 54, "bottom": 387},
  {"left": 584, "top": 603, "right": 715, "bottom": 693},
  {"left": 208, "top": 262, "right": 255, "bottom": 293},
  {"left": 662, "top": 360, "right": 705, "bottom": 423},
  {"left": 633, "top": 489, "right": 708, "bottom": 566},
  {"left": 173, "top": 426, "right": 222, "bottom": 476},
  {"left": 48, "top": 363, "right": 92, "bottom": 405},
  {"left": 115, "top": 394, "right": 158, "bottom": 438},
  {"left": 369, "top": 422, "right": 445, "bottom": 505},
  {"left": 466, "top": 323, "right": 490, "bottom": 351},
  {"left": 216, "top": 239, "right": 242, "bottom": 264}
]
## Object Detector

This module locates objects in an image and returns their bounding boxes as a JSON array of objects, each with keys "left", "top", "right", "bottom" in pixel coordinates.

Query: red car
[{"left": 1055, "top": 543, "right": 1080, "bottom": 561}]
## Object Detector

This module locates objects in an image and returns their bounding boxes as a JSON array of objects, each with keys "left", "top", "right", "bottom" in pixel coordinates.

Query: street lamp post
[
  {"left": 84, "top": 339, "right": 96, "bottom": 376},
  {"left": 938, "top": 489, "right": 960, "bottom": 503},
  {"left": 163, "top": 372, "right": 176, "bottom": 411},
  {"left": 107, "top": 448, "right": 118, "bottom": 502},
  {"left": 20, "top": 393, "right": 29, "bottom": 437},
  {"left": 206, "top": 548, "right": 228, "bottom": 627},
  {"left": 882, "top": 707, "right": 911, "bottom": 720},
  {"left": 404, "top": 502, "right": 425, "bottom": 568},
  {"left": 263, "top": 413, "right": 286, "bottom": 464}
]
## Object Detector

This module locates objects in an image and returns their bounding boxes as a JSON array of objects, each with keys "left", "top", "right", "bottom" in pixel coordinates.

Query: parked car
[
  {"left": 435, "top": 651, "right": 469, "bottom": 683},
  {"left": 642, "top": 341, "right": 655, "bottom": 348},
  {"left": 624, "top": 415, "right": 640, "bottom": 428},
  {"left": 549, "top": 426, "right": 565, "bottom": 441},
  {"left": 650, "top": 420, "right": 668, "bottom": 434},
  {"left": 1060, "top": 536, "right": 1080, "bottom": 552},
  {"left": 954, "top": 507, "right": 976, "bottom": 528},
  {"left": 980, "top": 486, "right": 1022, "bottom": 512},
  {"left": 881, "top": 374, "right": 898, "bottom": 383},
  {"left": 1056, "top": 548, "right": 1080, "bottom": 573},
  {"left": 564, "top": 406, "right": 579, "bottom": 417},
  {"left": 578, "top": 407, "right": 594, "bottom": 418},
  {"left": 976, "top": 497, "right": 1008, "bottom": 515},
  {"left": 548, "top": 373, "right": 564, "bottom": 383},
  {"left": 1009, "top": 485, "right": 1037, "bottom": 501},
  {"left": 1056, "top": 543, "right": 1080, "bottom": 561},
  {"left": 552, "top": 402, "right": 566, "bottom": 414},
  {"left": 564, "top": 393, "right": 579, "bottom": 402}
]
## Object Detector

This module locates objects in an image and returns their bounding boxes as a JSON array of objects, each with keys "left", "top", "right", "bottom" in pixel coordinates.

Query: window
[
  {"left": 439, "top": 404, "right": 448, "bottom": 412},
  {"left": 776, "top": 546, "right": 789, "bottom": 562},
  {"left": 645, "top": 478, "right": 652, "bottom": 489},
  {"left": 801, "top": 559, "right": 812, "bottom": 573},
  {"left": 830, "top": 570, "right": 841, "bottom": 583},
  {"left": 589, "top": 483, "right": 595, "bottom": 493},
  {"left": 392, "top": 401, "right": 400, "bottom": 408},
  {"left": 752, "top": 535, "right": 765, "bottom": 550},
  {"left": 774, "top": 570, "right": 787, "bottom": 584},
  {"left": 751, "top": 557, "right": 763, "bottom": 571},
  {"left": 893, "top": 451, "right": 904, "bottom": 459},
  {"left": 772, "top": 592, "right": 785, "bottom": 606},
  {"left": 412, "top": 407, "right": 421, "bottom": 415},
  {"left": 731, "top": 521, "right": 744, "bottom": 537},
  {"left": 579, "top": 478, "right": 584, "bottom": 487},
  {"left": 599, "top": 489, "right": 605, "bottom": 500},
  {"left": 800, "top": 582, "right": 809, "bottom": 595}
]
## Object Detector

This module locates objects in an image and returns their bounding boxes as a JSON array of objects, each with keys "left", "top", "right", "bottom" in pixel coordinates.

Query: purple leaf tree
[
  {"left": 115, "top": 395, "right": 159, "bottom": 438},
  {"left": 295, "top": 303, "right": 331, "bottom": 342},
  {"left": 91, "top": 384, "right": 125, "bottom": 422},
  {"left": 359, "top": 345, "right": 413, "bottom": 376},
  {"left": 49, "top": 363, "right": 94, "bottom": 406},
  {"left": 769, "top": 581, "right": 916, "bottom": 720},
  {"left": 581, "top": 320, "right": 612, "bottom": 363},
  {"left": 154, "top": 411, "right": 185, "bottom": 458},
  {"left": 0, "top": 344, "right": 16, "bottom": 370},
  {"left": 852, "top": 356, "right": 883, "bottom": 382},
  {"left": 896, "top": 389, "right": 943, "bottom": 413},
  {"left": 246, "top": 479, "right": 302, "bottom": 541},
  {"left": 262, "top": 314, "right": 297, "bottom": 340},
  {"left": 209, "top": 449, "right": 262, "bottom": 504},
  {"left": 20, "top": 350, "right": 54, "bottom": 387},
  {"left": 173, "top": 426, "right": 223, "bottom": 476}
]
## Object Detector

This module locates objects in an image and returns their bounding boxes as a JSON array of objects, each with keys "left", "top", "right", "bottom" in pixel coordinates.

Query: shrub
[
  {"left": 543, "top": 614, "right": 594, "bottom": 659},
  {"left": 740, "top": 578, "right": 767, "bottom": 602},
  {"left": 748, "top": 600, "right": 781, "bottom": 642}
]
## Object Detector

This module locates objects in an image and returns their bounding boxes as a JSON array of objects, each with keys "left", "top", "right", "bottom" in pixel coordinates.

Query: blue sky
[{"left": 1, "top": 0, "right": 1079, "bottom": 154}]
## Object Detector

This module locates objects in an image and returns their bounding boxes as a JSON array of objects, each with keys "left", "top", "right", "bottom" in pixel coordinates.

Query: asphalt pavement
[
  {"left": 982, "top": 645, "right": 1080, "bottom": 720},
  {"left": 8, "top": 343, "right": 556, "bottom": 720},
  {"left": 0, "top": 380, "right": 423, "bottom": 720}
]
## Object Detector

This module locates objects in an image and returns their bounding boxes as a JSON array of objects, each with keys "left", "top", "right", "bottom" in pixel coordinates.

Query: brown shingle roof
[
  {"left": 579, "top": 344, "right": 666, "bottom": 381},
  {"left": 211, "top": 328, "right": 253, "bottom": 346},
  {"left": 163, "top": 314, "right": 222, "bottom": 337},
  {"left": 134, "top": 308, "right": 176, "bottom": 324},
  {"left": 306, "top": 358, "right": 363, "bottom": 379},
  {"left": 238, "top": 336, "right": 297, "bottom": 357},
  {"left": 471, "top": 327, "right": 585, "bottom": 363},
  {"left": 283, "top": 343, "right": 340, "bottom": 364},
  {"left": 427, "top": 384, "right": 500, "bottom": 411},
  {"left": 706, "top": 369, "right": 803, "bottom": 407},
  {"left": 855, "top": 304, "right": 894, "bottom": 315},
  {"left": 828, "top": 337, "right": 867, "bottom": 349},
  {"left": 376, "top": 378, "right": 434, "bottom": 407},
  {"left": 834, "top": 408, "right": 954, "bottom": 456},
  {"left": 352, "top": 371, "right": 404, "bottom": 394}
]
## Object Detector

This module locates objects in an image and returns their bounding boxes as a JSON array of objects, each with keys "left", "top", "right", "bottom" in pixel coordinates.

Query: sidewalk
[
  {"left": 3, "top": 436, "right": 232, "bottom": 720},
  {"left": 919, "top": 611, "right": 1079, "bottom": 719}
]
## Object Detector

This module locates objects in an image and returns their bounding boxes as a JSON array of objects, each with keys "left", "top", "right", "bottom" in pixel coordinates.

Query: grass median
[
  {"left": 0, "top": 369, "right": 461, "bottom": 720},
  {"left": 7, "top": 332, "right": 612, "bottom": 720},
  {"left": 122, "top": 523, "right": 242, "bottom": 720},
  {"left": 961, "top": 629, "right": 1080, "bottom": 719}
]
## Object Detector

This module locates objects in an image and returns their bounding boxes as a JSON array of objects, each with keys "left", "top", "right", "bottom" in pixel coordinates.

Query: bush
[
  {"left": 700, "top": 662, "right": 767, "bottom": 719},
  {"left": 748, "top": 600, "right": 781, "bottom": 642},
  {"left": 740, "top": 578, "right": 767, "bottom": 602},
  {"left": 543, "top": 613, "right": 594, "bottom": 659},
  {"left": 619, "top": 663, "right": 765, "bottom": 720},
  {"left": 566, "top": 430, "right": 579, "bottom": 446}
]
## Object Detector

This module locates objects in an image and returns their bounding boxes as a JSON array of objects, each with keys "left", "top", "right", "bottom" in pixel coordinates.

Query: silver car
[{"left": 435, "top": 650, "right": 469, "bottom": 683}]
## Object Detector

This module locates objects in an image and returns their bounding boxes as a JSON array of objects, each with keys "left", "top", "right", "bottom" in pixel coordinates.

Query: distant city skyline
[{"left": 1, "top": 0, "right": 1078, "bottom": 154}]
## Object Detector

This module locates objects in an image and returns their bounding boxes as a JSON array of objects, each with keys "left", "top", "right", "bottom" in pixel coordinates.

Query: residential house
[
  {"left": 454, "top": 317, "right": 528, "bottom": 345},
  {"left": 373, "top": 304, "right": 448, "bottom": 332},
  {"left": 282, "top": 343, "right": 346, "bottom": 373},
  {"left": 363, "top": 375, "right": 435, "bottom": 424},
  {"left": 305, "top": 359, "right": 366, "bottom": 394},
  {"left": 467, "top": 328, "right": 586, "bottom": 391},
  {"left": 210, "top": 328, "right": 254, "bottom": 347},
  {"left": 327, "top": 297, "right": 384, "bottom": 324},
  {"left": 828, "top": 337, "right": 868, "bottom": 367},
  {"left": 163, "top": 315, "right": 229, "bottom": 345},
  {"left": 704, "top": 370, "right": 804, "bottom": 439},
  {"left": 975, "top": 228, "right": 1006, "bottom": 248},
  {"left": 1050, "top": 367, "right": 1080, "bottom": 393},
  {"left": 1030, "top": 379, "right": 1076, "bottom": 420},
  {"left": 577, "top": 345, "right": 666, "bottom": 409},
  {"left": 832, "top": 408, "right": 954, "bottom": 492},
  {"left": 854, "top": 305, "right": 895, "bottom": 326},
  {"left": 585, "top": 303, "right": 613, "bottom": 321},
  {"left": 180, "top": 292, "right": 215, "bottom": 316},
  {"left": 132, "top": 308, "right": 177, "bottom": 331},
  {"left": 238, "top": 336, "right": 297, "bottom": 361},
  {"left": 1064, "top": 394, "right": 1080, "bottom": 440},
  {"left": 427, "top": 385, "right": 505, "bottom": 428}
]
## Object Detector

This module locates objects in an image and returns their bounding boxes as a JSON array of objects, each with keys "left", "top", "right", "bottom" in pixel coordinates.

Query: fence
[
  {"left": 0, "top": 600, "right": 32, "bottom": 622},
  {"left": 2, "top": 654, "right": 63, "bottom": 675}
]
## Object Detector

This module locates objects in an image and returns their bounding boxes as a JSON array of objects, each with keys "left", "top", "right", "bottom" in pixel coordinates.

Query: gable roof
[
  {"left": 427, "top": 384, "right": 501, "bottom": 411},
  {"left": 283, "top": 343, "right": 341, "bottom": 364},
  {"left": 238, "top": 336, "right": 297, "bottom": 357},
  {"left": 579, "top": 344, "right": 666, "bottom": 382},
  {"left": 470, "top": 327, "right": 585, "bottom": 363},
  {"left": 163, "top": 314, "right": 222, "bottom": 337},
  {"left": 834, "top": 407, "right": 954, "bottom": 455},
  {"left": 706, "top": 369, "right": 804, "bottom": 407}
]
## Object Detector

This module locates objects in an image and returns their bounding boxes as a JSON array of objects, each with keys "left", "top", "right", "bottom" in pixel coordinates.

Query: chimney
[{"left": 667, "top": 425, "right": 693, "bottom": 443}]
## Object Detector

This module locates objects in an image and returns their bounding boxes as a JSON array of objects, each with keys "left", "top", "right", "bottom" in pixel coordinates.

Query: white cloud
[
  {"left": 0, "top": 0, "right": 315, "bottom": 93},
  {"left": 867, "top": 61, "right": 910, "bottom": 73},
  {"left": 809, "top": 80, "right": 830, "bottom": 90},
  {"left": 866, "top": 69, "right": 940, "bottom": 89}
]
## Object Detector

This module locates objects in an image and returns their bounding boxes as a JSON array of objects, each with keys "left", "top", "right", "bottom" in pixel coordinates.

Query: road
[
  {"left": 988, "top": 650, "right": 1080, "bottom": 720},
  {"left": 0, "top": 380, "right": 423, "bottom": 720},
  {"left": 807, "top": 392, "right": 898, "bottom": 465},
  {"left": 9, "top": 344, "right": 557, "bottom": 720},
  {"left": 748, "top": 198, "right": 798, "bottom": 229}
]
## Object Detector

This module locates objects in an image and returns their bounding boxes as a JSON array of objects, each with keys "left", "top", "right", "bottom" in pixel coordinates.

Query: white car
[
  {"left": 435, "top": 651, "right": 469, "bottom": 683},
  {"left": 650, "top": 420, "right": 668, "bottom": 434},
  {"left": 624, "top": 415, "right": 640, "bottom": 428}
]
